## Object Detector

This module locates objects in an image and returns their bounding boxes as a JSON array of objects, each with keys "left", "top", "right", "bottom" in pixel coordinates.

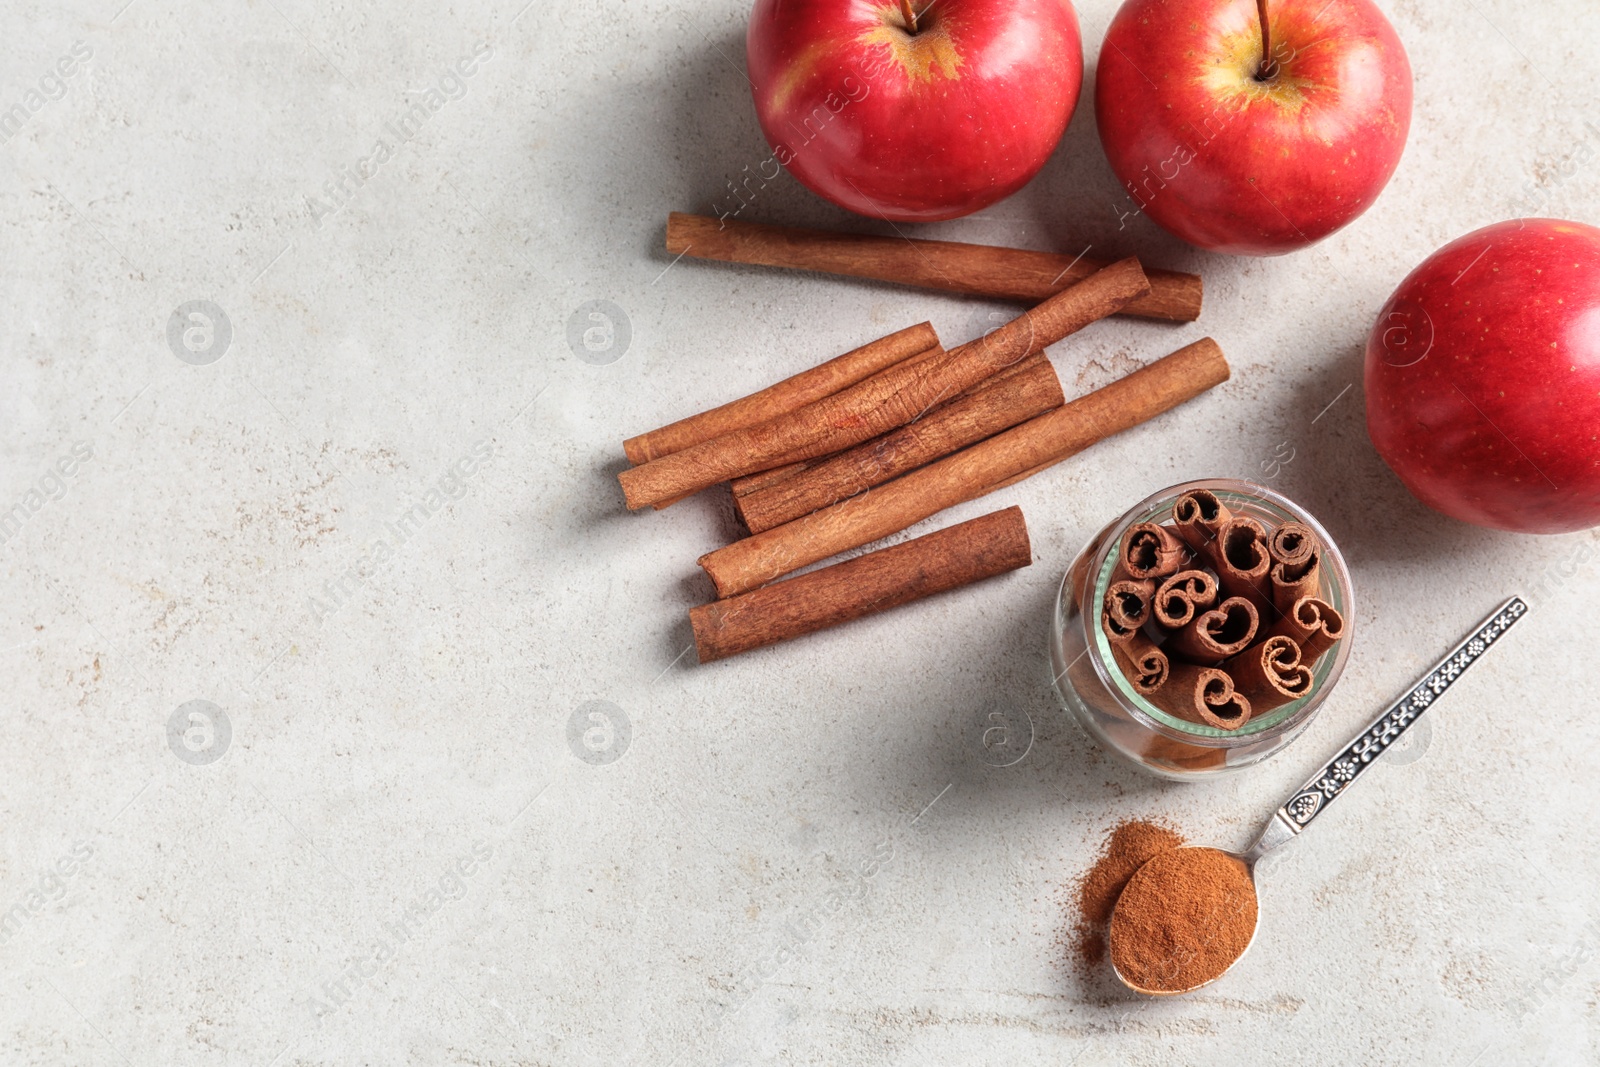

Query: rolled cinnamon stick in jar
[
  {"left": 1107, "top": 627, "right": 1170, "bottom": 695},
  {"left": 1205, "top": 517, "right": 1274, "bottom": 616},
  {"left": 699, "top": 338, "right": 1230, "bottom": 598},
  {"left": 623, "top": 322, "right": 939, "bottom": 465},
  {"left": 1146, "top": 663, "right": 1253, "bottom": 730},
  {"left": 1102, "top": 579, "right": 1166, "bottom": 694},
  {"left": 689, "top": 506, "right": 1031, "bottom": 662},
  {"left": 1164, "top": 596, "right": 1260, "bottom": 664},
  {"left": 1268, "top": 522, "right": 1317, "bottom": 569},
  {"left": 1171, "top": 488, "right": 1232, "bottom": 554},
  {"left": 1224, "top": 635, "right": 1314, "bottom": 711},
  {"left": 1104, "top": 577, "right": 1157, "bottom": 635},
  {"left": 1118, "top": 522, "right": 1193, "bottom": 581},
  {"left": 736, "top": 355, "right": 1064, "bottom": 533},
  {"left": 1151, "top": 570, "right": 1219, "bottom": 629},
  {"left": 621, "top": 259, "right": 1150, "bottom": 510},
  {"left": 665, "top": 212, "right": 1204, "bottom": 323},
  {"left": 1266, "top": 596, "right": 1346, "bottom": 662},
  {"left": 1270, "top": 549, "right": 1323, "bottom": 615}
]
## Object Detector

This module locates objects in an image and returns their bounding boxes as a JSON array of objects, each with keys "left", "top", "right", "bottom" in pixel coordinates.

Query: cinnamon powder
[
  {"left": 1071, "top": 819, "right": 1185, "bottom": 966},
  {"left": 1108, "top": 846, "right": 1258, "bottom": 993}
]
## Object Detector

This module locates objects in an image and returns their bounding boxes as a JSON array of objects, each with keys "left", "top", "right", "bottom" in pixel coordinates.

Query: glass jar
[{"left": 1051, "top": 478, "right": 1355, "bottom": 780}]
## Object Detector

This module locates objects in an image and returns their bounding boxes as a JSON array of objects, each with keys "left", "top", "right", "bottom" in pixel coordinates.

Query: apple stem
[
  {"left": 1254, "top": 0, "right": 1278, "bottom": 80},
  {"left": 899, "top": 0, "right": 919, "bottom": 33}
]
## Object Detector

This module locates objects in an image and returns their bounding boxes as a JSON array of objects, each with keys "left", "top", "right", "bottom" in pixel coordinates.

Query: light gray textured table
[{"left": 3, "top": 0, "right": 1597, "bottom": 1063}]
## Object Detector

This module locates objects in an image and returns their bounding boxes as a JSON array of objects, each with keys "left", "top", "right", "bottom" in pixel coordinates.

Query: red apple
[
  {"left": 1096, "top": 0, "right": 1412, "bottom": 255},
  {"left": 1365, "top": 219, "right": 1600, "bottom": 534},
  {"left": 745, "top": 0, "right": 1082, "bottom": 223}
]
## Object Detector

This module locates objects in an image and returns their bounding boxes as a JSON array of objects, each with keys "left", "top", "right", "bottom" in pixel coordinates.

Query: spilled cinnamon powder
[
  {"left": 1109, "top": 846, "right": 1258, "bottom": 993},
  {"left": 1071, "top": 819, "right": 1185, "bottom": 966}
]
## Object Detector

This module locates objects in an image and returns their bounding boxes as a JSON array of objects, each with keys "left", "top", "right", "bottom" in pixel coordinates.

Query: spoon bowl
[{"left": 1107, "top": 840, "right": 1270, "bottom": 995}]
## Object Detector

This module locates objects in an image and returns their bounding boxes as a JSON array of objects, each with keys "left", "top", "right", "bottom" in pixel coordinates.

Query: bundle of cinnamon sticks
[
  {"left": 1100, "top": 488, "right": 1346, "bottom": 731},
  {"left": 622, "top": 214, "right": 1230, "bottom": 662}
]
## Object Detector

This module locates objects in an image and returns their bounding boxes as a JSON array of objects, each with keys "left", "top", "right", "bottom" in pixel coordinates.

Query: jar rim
[{"left": 1076, "top": 477, "right": 1356, "bottom": 748}]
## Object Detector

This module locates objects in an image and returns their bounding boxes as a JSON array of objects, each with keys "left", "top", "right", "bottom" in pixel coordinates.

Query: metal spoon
[{"left": 1111, "top": 595, "right": 1530, "bottom": 996}]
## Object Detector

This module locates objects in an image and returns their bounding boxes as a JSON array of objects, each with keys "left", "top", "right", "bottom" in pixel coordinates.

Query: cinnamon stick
[
  {"left": 648, "top": 339, "right": 951, "bottom": 509},
  {"left": 731, "top": 461, "right": 812, "bottom": 498},
  {"left": 1146, "top": 663, "right": 1252, "bottom": 731},
  {"left": 674, "top": 354, "right": 947, "bottom": 510},
  {"left": 1268, "top": 522, "right": 1317, "bottom": 569},
  {"left": 1224, "top": 635, "right": 1314, "bottom": 711},
  {"left": 1101, "top": 574, "right": 1166, "bottom": 695},
  {"left": 1105, "top": 624, "right": 1170, "bottom": 695},
  {"left": 699, "top": 338, "right": 1230, "bottom": 597},
  {"left": 1151, "top": 569, "right": 1219, "bottom": 629},
  {"left": 730, "top": 355, "right": 1048, "bottom": 515},
  {"left": 619, "top": 258, "right": 1151, "bottom": 510},
  {"left": 728, "top": 347, "right": 1026, "bottom": 501},
  {"left": 1266, "top": 596, "right": 1346, "bottom": 662},
  {"left": 1172, "top": 488, "right": 1232, "bottom": 553},
  {"left": 1104, "top": 577, "right": 1157, "bottom": 636},
  {"left": 689, "top": 506, "right": 1031, "bottom": 663},
  {"left": 1205, "top": 516, "right": 1274, "bottom": 616},
  {"left": 666, "top": 212, "right": 1204, "bottom": 323},
  {"left": 736, "top": 355, "right": 1064, "bottom": 533},
  {"left": 623, "top": 322, "right": 938, "bottom": 465},
  {"left": 1267, "top": 521, "right": 1322, "bottom": 612},
  {"left": 1118, "top": 522, "right": 1193, "bottom": 581},
  {"left": 1165, "top": 596, "right": 1260, "bottom": 664},
  {"left": 1270, "top": 548, "right": 1322, "bottom": 615}
]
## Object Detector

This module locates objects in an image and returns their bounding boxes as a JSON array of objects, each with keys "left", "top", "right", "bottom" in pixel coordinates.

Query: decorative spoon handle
[{"left": 1255, "top": 596, "right": 1528, "bottom": 854}]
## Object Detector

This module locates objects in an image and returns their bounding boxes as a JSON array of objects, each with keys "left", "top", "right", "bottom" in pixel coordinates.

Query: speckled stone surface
[{"left": 3, "top": 0, "right": 1598, "bottom": 1063}]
